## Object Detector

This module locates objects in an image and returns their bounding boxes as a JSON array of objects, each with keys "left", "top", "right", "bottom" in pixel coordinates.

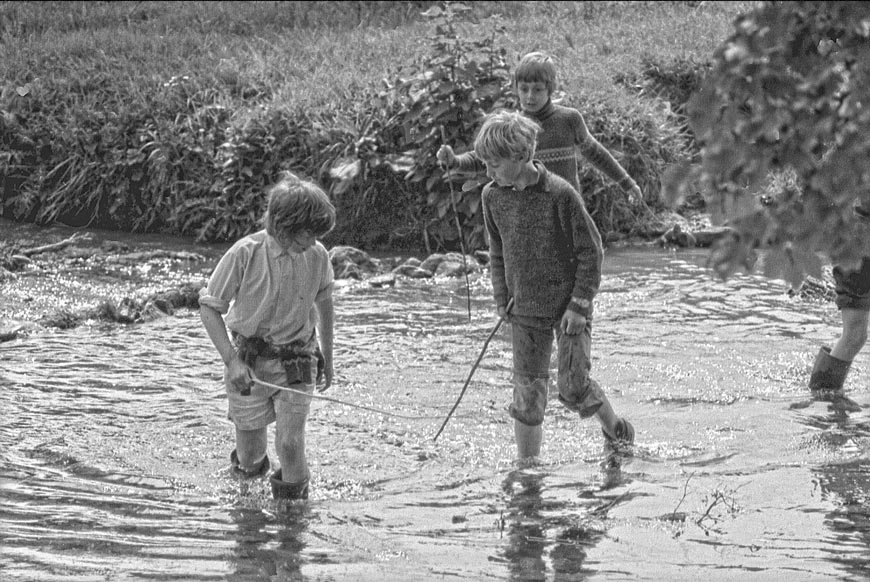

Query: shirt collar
[
  {"left": 528, "top": 160, "right": 552, "bottom": 193},
  {"left": 264, "top": 231, "right": 289, "bottom": 258}
]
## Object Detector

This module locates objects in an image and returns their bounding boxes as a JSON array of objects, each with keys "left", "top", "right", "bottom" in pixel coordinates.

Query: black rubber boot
[
  {"left": 230, "top": 449, "right": 271, "bottom": 478},
  {"left": 809, "top": 346, "right": 851, "bottom": 391},
  {"left": 270, "top": 469, "right": 310, "bottom": 500}
]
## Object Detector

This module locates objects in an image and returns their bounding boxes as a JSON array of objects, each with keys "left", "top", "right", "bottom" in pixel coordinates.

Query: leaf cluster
[
  {"left": 663, "top": 0, "right": 870, "bottom": 283},
  {"left": 325, "top": 2, "right": 514, "bottom": 252},
  {"left": 1, "top": 1, "right": 697, "bottom": 251}
]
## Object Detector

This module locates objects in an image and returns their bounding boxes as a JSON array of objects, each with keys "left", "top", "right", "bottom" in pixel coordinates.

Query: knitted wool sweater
[
  {"left": 454, "top": 100, "right": 638, "bottom": 194},
  {"left": 483, "top": 161, "right": 603, "bottom": 320}
]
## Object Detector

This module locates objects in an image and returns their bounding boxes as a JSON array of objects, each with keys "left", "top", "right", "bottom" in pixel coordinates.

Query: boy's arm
[
  {"left": 573, "top": 112, "right": 642, "bottom": 202},
  {"left": 482, "top": 187, "right": 509, "bottom": 310},
  {"left": 454, "top": 150, "right": 486, "bottom": 174},
  {"left": 199, "top": 303, "right": 250, "bottom": 393},
  {"left": 199, "top": 247, "right": 250, "bottom": 393},
  {"left": 314, "top": 286, "right": 334, "bottom": 392},
  {"left": 566, "top": 198, "right": 604, "bottom": 319}
]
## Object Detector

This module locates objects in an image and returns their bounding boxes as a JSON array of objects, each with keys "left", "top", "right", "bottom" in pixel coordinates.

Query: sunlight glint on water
[{"left": 2, "top": 247, "right": 870, "bottom": 581}]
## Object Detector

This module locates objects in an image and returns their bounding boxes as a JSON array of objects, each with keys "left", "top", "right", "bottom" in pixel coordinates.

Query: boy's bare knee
[
  {"left": 508, "top": 403, "right": 545, "bottom": 427},
  {"left": 275, "top": 430, "right": 304, "bottom": 454}
]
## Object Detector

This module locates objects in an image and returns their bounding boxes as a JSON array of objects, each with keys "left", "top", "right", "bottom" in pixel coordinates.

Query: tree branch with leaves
[{"left": 664, "top": 1, "right": 870, "bottom": 286}]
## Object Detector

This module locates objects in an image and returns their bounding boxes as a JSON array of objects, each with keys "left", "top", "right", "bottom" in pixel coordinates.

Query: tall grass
[
  {"left": 0, "top": 1, "right": 752, "bottom": 249},
  {"left": 2, "top": 1, "right": 747, "bottom": 108}
]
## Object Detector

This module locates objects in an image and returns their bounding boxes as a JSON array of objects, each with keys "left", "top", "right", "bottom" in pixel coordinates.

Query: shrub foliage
[
  {"left": 663, "top": 0, "right": 870, "bottom": 283},
  {"left": 1, "top": 1, "right": 691, "bottom": 251}
]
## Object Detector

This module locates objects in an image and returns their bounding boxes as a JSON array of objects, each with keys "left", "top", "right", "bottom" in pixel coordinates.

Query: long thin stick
[
  {"left": 433, "top": 298, "right": 514, "bottom": 441},
  {"left": 250, "top": 377, "right": 444, "bottom": 420},
  {"left": 440, "top": 125, "right": 472, "bottom": 321}
]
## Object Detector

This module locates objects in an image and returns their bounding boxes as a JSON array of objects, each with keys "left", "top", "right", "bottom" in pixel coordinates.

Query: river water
[{"left": 2, "top": 242, "right": 869, "bottom": 581}]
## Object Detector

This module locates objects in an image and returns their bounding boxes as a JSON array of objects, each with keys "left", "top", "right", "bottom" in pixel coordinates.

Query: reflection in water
[
  {"left": 502, "top": 470, "right": 548, "bottom": 581},
  {"left": 815, "top": 459, "right": 870, "bottom": 580},
  {"left": 228, "top": 502, "right": 312, "bottom": 582},
  {"left": 499, "top": 467, "right": 610, "bottom": 581},
  {"left": 793, "top": 394, "right": 870, "bottom": 581},
  {"left": 3, "top": 246, "right": 870, "bottom": 580}
]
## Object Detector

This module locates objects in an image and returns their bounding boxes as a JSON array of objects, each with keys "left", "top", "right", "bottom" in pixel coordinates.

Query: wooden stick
[
  {"left": 20, "top": 232, "right": 89, "bottom": 257},
  {"left": 440, "top": 125, "right": 472, "bottom": 321},
  {"left": 433, "top": 298, "right": 514, "bottom": 441}
]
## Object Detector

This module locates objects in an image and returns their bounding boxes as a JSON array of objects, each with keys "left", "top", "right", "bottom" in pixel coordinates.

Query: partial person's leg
[
  {"left": 270, "top": 356, "right": 316, "bottom": 499},
  {"left": 234, "top": 427, "right": 269, "bottom": 470},
  {"left": 555, "top": 319, "right": 633, "bottom": 445},
  {"left": 831, "top": 307, "right": 870, "bottom": 361},
  {"left": 225, "top": 356, "right": 276, "bottom": 476},
  {"left": 275, "top": 411, "right": 309, "bottom": 483},
  {"left": 509, "top": 316, "right": 552, "bottom": 459},
  {"left": 594, "top": 400, "right": 618, "bottom": 439},
  {"left": 514, "top": 418, "right": 543, "bottom": 458},
  {"left": 811, "top": 258, "right": 870, "bottom": 391}
]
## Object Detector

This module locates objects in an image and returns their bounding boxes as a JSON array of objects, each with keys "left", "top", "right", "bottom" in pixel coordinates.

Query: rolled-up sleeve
[
  {"left": 314, "top": 256, "right": 335, "bottom": 302},
  {"left": 198, "top": 245, "right": 244, "bottom": 314}
]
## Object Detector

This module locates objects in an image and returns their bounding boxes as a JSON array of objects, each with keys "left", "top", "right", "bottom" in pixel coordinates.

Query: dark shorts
[
  {"left": 834, "top": 257, "right": 870, "bottom": 311},
  {"left": 509, "top": 313, "right": 605, "bottom": 426}
]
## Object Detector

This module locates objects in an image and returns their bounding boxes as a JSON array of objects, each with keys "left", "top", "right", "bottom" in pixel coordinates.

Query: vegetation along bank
[{"left": 0, "top": 1, "right": 751, "bottom": 252}]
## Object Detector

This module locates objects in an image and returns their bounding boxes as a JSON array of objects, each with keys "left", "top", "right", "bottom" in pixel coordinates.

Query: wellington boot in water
[
  {"left": 809, "top": 346, "right": 851, "bottom": 391},
  {"left": 230, "top": 449, "right": 271, "bottom": 478},
  {"left": 270, "top": 469, "right": 309, "bottom": 500}
]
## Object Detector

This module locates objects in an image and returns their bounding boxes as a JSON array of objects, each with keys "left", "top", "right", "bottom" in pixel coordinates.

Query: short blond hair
[
  {"left": 514, "top": 51, "right": 557, "bottom": 94},
  {"left": 473, "top": 110, "right": 541, "bottom": 162},
  {"left": 263, "top": 171, "right": 336, "bottom": 238}
]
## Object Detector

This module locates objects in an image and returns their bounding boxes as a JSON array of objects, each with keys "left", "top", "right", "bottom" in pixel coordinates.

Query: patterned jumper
[{"left": 454, "top": 99, "right": 638, "bottom": 195}]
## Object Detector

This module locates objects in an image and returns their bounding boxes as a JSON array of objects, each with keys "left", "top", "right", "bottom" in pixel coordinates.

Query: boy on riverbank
[
  {"left": 198, "top": 171, "right": 335, "bottom": 500},
  {"left": 475, "top": 109, "right": 634, "bottom": 461},
  {"left": 438, "top": 51, "right": 643, "bottom": 206}
]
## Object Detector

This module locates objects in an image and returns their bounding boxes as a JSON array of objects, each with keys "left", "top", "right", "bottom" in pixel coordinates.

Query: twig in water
[
  {"left": 672, "top": 471, "right": 695, "bottom": 518},
  {"left": 695, "top": 484, "right": 741, "bottom": 533}
]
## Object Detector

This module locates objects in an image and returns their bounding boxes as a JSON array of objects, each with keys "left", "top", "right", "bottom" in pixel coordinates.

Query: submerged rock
[
  {"left": 0, "top": 319, "right": 26, "bottom": 342},
  {"left": 331, "top": 245, "right": 486, "bottom": 281}
]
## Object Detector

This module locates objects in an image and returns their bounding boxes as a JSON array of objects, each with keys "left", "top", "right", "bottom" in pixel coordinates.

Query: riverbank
[
  {"left": 1, "top": 2, "right": 749, "bottom": 250},
  {"left": 0, "top": 208, "right": 728, "bottom": 340}
]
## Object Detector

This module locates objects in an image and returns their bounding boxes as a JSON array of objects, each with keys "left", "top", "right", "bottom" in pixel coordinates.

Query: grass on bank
[
  {"left": 2, "top": 1, "right": 747, "bottom": 111},
  {"left": 0, "top": 1, "right": 753, "bottom": 250}
]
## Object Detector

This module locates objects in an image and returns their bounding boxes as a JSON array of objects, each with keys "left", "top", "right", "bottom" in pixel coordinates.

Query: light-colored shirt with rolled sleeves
[{"left": 198, "top": 230, "right": 334, "bottom": 346}]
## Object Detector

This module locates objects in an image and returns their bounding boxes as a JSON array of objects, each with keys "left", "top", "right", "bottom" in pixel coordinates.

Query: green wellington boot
[
  {"left": 269, "top": 469, "right": 310, "bottom": 500},
  {"left": 809, "top": 346, "right": 852, "bottom": 391}
]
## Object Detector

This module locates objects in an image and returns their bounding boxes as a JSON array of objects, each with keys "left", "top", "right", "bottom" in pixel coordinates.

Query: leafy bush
[
  {"left": 325, "top": 3, "right": 687, "bottom": 249},
  {"left": 0, "top": 1, "right": 710, "bottom": 251},
  {"left": 663, "top": 1, "right": 870, "bottom": 283},
  {"left": 326, "top": 2, "right": 514, "bottom": 252},
  {"left": 575, "top": 96, "right": 687, "bottom": 235},
  {"left": 617, "top": 56, "right": 712, "bottom": 156}
]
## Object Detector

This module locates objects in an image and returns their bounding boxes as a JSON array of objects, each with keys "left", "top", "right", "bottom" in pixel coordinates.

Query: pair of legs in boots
[
  {"left": 227, "top": 356, "right": 315, "bottom": 500},
  {"left": 809, "top": 258, "right": 870, "bottom": 393},
  {"left": 509, "top": 313, "right": 634, "bottom": 459}
]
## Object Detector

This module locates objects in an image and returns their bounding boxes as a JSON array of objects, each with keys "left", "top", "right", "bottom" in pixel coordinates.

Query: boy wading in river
[
  {"left": 475, "top": 109, "right": 635, "bottom": 461},
  {"left": 199, "top": 171, "right": 335, "bottom": 500}
]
